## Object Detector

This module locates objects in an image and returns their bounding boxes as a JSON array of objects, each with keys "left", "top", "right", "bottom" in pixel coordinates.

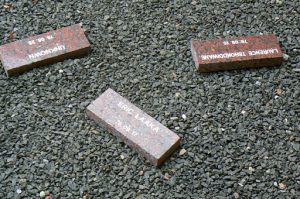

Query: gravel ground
[{"left": 0, "top": 0, "right": 299, "bottom": 198}]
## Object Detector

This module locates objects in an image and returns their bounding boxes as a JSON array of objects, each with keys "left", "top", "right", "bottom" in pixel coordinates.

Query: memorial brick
[
  {"left": 191, "top": 34, "right": 283, "bottom": 72},
  {"left": 86, "top": 88, "right": 181, "bottom": 166},
  {"left": 0, "top": 24, "right": 91, "bottom": 76}
]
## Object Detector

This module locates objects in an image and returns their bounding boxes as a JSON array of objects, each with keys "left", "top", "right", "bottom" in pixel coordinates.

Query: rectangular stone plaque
[
  {"left": 86, "top": 88, "right": 181, "bottom": 166},
  {"left": 0, "top": 24, "right": 91, "bottom": 77},
  {"left": 191, "top": 34, "right": 283, "bottom": 72}
]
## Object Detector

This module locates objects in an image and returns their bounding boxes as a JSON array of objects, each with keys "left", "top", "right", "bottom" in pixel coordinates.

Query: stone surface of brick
[
  {"left": 191, "top": 34, "right": 283, "bottom": 72},
  {"left": 86, "top": 88, "right": 181, "bottom": 166},
  {"left": 0, "top": 24, "right": 91, "bottom": 76}
]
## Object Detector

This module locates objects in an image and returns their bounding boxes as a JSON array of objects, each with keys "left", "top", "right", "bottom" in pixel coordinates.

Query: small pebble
[
  {"left": 163, "top": 173, "right": 171, "bottom": 180},
  {"left": 276, "top": 0, "right": 283, "bottom": 5},
  {"left": 283, "top": 53, "right": 289, "bottom": 61},
  {"left": 275, "top": 88, "right": 282, "bottom": 95},
  {"left": 179, "top": 148, "right": 186, "bottom": 155},
  {"left": 279, "top": 182, "right": 286, "bottom": 190},
  {"left": 40, "top": 191, "right": 46, "bottom": 198},
  {"left": 170, "top": 117, "right": 178, "bottom": 120},
  {"left": 249, "top": 167, "right": 255, "bottom": 172},
  {"left": 233, "top": 192, "right": 239, "bottom": 199},
  {"left": 175, "top": 93, "right": 180, "bottom": 98},
  {"left": 292, "top": 68, "right": 300, "bottom": 72},
  {"left": 138, "top": 170, "right": 144, "bottom": 176}
]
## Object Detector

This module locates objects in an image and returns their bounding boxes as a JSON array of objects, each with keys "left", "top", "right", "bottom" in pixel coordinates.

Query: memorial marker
[
  {"left": 191, "top": 34, "right": 283, "bottom": 72},
  {"left": 0, "top": 24, "right": 91, "bottom": 77},
  {"left": 86, "top": 88, "right": 181, "bottom": 166}
]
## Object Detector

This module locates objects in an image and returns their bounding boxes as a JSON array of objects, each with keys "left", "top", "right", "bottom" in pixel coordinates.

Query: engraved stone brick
[
  {"left": 0, "top": 24, "right": 91, "bottom": 77},
  {"left": 86, "top": 88, "right": 181, "bottom": 166},
  {"left": 191, "top": 34, "right": 283, "bottom": 72}
]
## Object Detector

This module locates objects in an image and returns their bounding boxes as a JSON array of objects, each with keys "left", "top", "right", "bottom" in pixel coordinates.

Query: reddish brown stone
[
  {"left": 86, "top": 88, "right": 180, "bottom": 166},
  {"left": 191, "top": 34, "right": 283, "bottom": 72},
  {"left": 0, "top": 24, "right": 91, "bottom": 77}
]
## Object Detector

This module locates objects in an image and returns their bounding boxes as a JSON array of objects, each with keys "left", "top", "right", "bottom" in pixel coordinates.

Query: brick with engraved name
[
  {"left": 86, "top": 88, "right": 181, "bottom": 166},
  {"left": 0, "top": 24, "right": 91, "bottom": 77},
  {"left": 191, "top": 34, "right": 283, "bottom": 72}
]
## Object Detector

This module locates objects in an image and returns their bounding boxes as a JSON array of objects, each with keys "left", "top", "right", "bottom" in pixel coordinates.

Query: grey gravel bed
[{"left": 0, "top": 0, "right": 299, "bottom": 198}]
